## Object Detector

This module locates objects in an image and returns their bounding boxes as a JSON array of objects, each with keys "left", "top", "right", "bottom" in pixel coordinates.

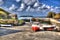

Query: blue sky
[
  {"left": 0, "top": 0, "right": 60, "bottom": 17},
  {"left": 38, "top": 0, "right": 60, "bottom": 7}
]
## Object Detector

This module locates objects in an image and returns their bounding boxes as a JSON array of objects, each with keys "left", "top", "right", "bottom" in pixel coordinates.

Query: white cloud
[
  {"left": 23, "top": 0, "right": 36, "bottom": 5},
  {"left": 33, "top": 2, "right": 39, "bottom": 8},
  {"left": 16, "top": 0, "right": 21, "bottom": 2},
  {"left": 50, "top": 8, "right": 54, "bottom": 11},
  {"left": 26, "top": 6, "right": 31, "bottom": 11},
  {"left": 17, "top": 3, "right": 25, "bottom": 11},
  {"left": 30, "top": 8, "right": 35, "bottom": 12},
  {"left": 40, "top": 4, "right": 51, "bottom": 10},
  {"left": 36, "top": 7, "right": 41, "bottom": 11},
  {"left": 46, "top": 5, "right": 51, "bottom": 9},
  {"left": 41, "top": 4, "right": 48, "bottom": 10},
  {"left": 9, "top": 4, "right": 17, "bottom": 11},
  {"left": 0, "top": 0, "right": 4, "bottom": 5},
  {"left": 55, "top": 7, "right": 60, "bottom": 9},
  {"left": 41, "top": 4, "right": 46, "bottom": 8},
  {"left": 54, "top": 7, "right": 60, "bottom": 13},
  {"left": 55, "top": 7, "right": 58, "bottom": 9}
]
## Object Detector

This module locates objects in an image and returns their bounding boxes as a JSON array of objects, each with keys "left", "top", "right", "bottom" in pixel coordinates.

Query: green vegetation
[
  {"left": 0, "top": 8, "right": 25, "bottom": 26},
  {"left": 18, "top": 20, "right": 25, "bottom": 25},
  {"left": 0, "top": 19, "right": 8, "bottom": 24},
  {"left": 39, "top": 19, "right": 51, "bottom": 24},
  {"left": 0, "top": 8, "right": 18, "bottom": 25}
]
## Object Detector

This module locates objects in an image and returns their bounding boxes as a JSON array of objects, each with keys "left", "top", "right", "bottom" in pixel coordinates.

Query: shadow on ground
[{"left": 0, "top": 28, "right": 22, "bottom": 36}]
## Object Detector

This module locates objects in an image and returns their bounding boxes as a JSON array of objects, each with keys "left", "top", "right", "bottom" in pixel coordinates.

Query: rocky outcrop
[
  {"left": 0, "top": 8, "right": 18, "bottom": 25},
  {"left": 47, "top": 12, "right": 60, "bottom": 19},
  {"left": 54, "top": 13, "right": 60, "bottom": 19},
  {"left": 9, "top": 14, "right": 18, "bottom": 20}
]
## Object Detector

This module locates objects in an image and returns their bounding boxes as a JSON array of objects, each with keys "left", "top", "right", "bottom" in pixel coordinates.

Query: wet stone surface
[
  {"left": 0, "top": 27, "right": 60, "bottom": 40},
  {"left": 0, "top": 31, "right": 60, "bottom": 40},
  {"left": 0, "top": 28, "right": 21, "bottom": 36}
]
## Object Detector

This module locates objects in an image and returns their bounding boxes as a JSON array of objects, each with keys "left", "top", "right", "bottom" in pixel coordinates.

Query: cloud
[
  {"left": 55, "top": 7, "right": 58, "bottom": 9},
  {"left": 40, "top": 4, "right": 51, "bottom": 10},
  {"left": 50, "top": 8, "right": 54, "bottom": 11},
  {"left": 15, "top": 0, "right": 52, "bottom": 12},
  {"left": 55, "top": 7, "right": 60, "bottom": 9},
  {"left": 22, "top": 0, "right": 36, "bottom": 5},
  {"left": 26, "top": 6, "right": 31, "bottom": 11},
  {"left": 0, "top": 0, "right": 4, "bottom": 5},
  {"left": 1, "top": 0, "right": 60, "bottom": 13},
  {"left": 17, "top": 3, "right": 26, "bottom": 11},
  {"left": 36, "top": 7, "right": 41, "bottom": 11},
  {"left": 29, "top": 8, "right": 35, "bottom": 12},
  {"left": 41, "top": 4, "right": 46, "bottom": 8},
  {"left": 33, "top": 2, "right": 39, "bottom": 8},
  {"left": 4, "top": 0, "right": 59, "bottom": 13},
  {"left": 48, "top": 6, "right": 60, "bottom": 13},
  {"left": 54, "top": 7, "right": 60, "bottom": 13},
  {"left": 9, "top": 4, "right": 17, "bottom": 11},
  {"left": 16, "top": 0, "right": 21, "bottom": 2},
  {"left": 46, "top": 5, "right": 51, "bottom": 9}
]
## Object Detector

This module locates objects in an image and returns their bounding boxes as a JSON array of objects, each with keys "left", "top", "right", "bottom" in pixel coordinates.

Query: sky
[
  {"left": 39, "top": 0, "right": 60, "bottom": 7},
  {"left": 0, "top": 0, "right": 60, "bottom": 17}
]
